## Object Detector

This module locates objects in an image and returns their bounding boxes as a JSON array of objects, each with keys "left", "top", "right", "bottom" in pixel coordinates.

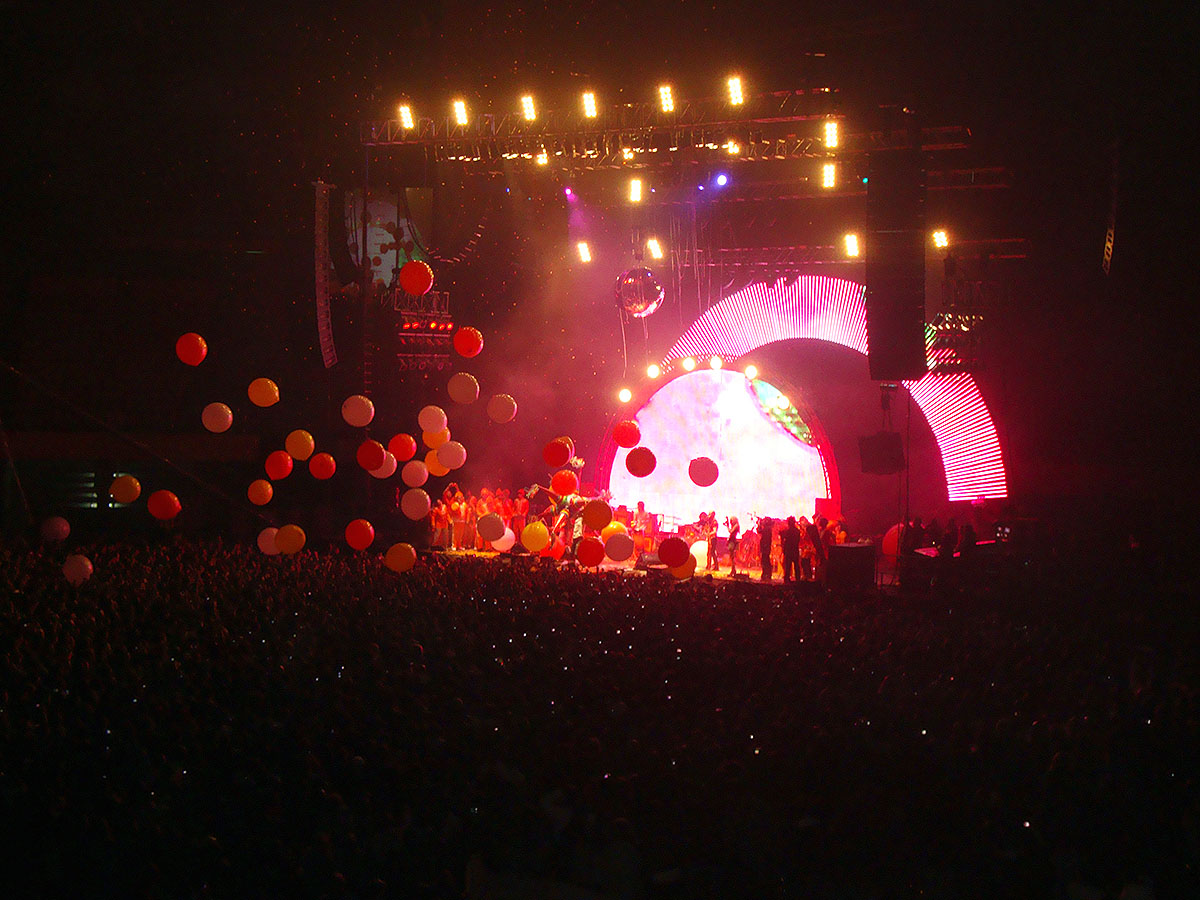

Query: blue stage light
[{"left": 716, "top": 173, "right": 729, "bottom": 187}]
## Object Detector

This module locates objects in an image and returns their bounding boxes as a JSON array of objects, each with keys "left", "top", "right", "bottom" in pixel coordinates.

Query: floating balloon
[
  {"left": 882, "top": 523, "right": 904, "bottom": 558},
  {"left": 452, "top": 326, "right": 484, "bottom": 358},
  {"left": 356, "top": 439, "right": 387, "bottom": 472},
  {"left": 521, "top": 521, "right": 551, "bottom": 553},
  {"left": 257, "top": 527, "right": 280, "bottom": 555},
  {"left": 285, "top": 429, "right": 315, "bottom": 461},
  {"left": 541, "top": 539, "right": 566, "bottom": 560},
  {"left": 492, "top": 528, "right": 517, "bottom": 552},
  {"left": 543, "top": 438, "right": 572, "bottom": 468},
  {"left": 447, "top": 371, "right": 480, "bottom": 404},
  {"left": 247, "top": 479, "right": 273, "bottom": 506},
  {"left": 486, "top": 393, "right": 517, "bottom": 423},
  {"left": 384, "top": 542, "right": 417, "bottom": 573},
  {"left": 388, "top": 433, "right": 417, "bottom": 462},
  {"left": 417, "top": 405, "right": 447, "bottom": 433},
  {"left": 345, "top": 518, "right": 375, "bottom": 551},
  {"left": 369, "top": 451, "right": 397, "bottom": 479},
  {"left": 423, "top": 428, "right": 450, "bottom": 450},
  {"left": 341, "top": 394, "right": 375, "bottom": 427},
  {"left": 601, "top": 521, "right": 627, "bottom": 542},
  {"left": 399, "top": 259, "right": 434, "bottom": 295},
  {"left": 147, "top": 490, "right": 181, "bottom": 521},
  {"left": 248, "top": 378, "right": 280, "bottom": 408},
  {"left": 670, "top": 555, "right": 698, "bottom": 580},
  {"left": 688, "top": 456, "right": 719, "bottom": 487},
  {"left": 175, "top": 332, "right": 207, "bottom": 366},
  {"left": 582, "top": 499, "right": 613, "bottom": 531},
  {"left": 41, "top": 516, "right": 70, "bottom": 542},
  {"left": 401, "top": 460, "right": 429, "bottom": 487},
  {"left": 477, "top": 512, "right": 506, "bottom": 543},
  {"left": 604, "top": 532, "right": 635, "bottom": 562},
  {"left": 425, "top": 449, "right": 450, "bottom": 477},
  {"left": 625, "top": 446, "right": 657, "bottom": 478},
  {"left": 614, "top": 267, "right": 664, "bottom": 318},
  {"left": 109, "top": 475, "right": 141, "bottom": 505},
  {"left": 201, "top": 402, "right": 233, "bottom": 433},
  {"left": 657, "top": 536, "right": 690, "bottom": 568},
  {"left": 689, "top": 541, "right": 708, "bottom": 568},
  {"left": 401, "top": 488, "right": 431, "bottom": 520},
  {"left": 309, "top": 452, "right": 336, "bottom": 480},
  {"left": 612, "top": 420, "right": 641, "bottom": 449},
  {"left": 550, "top": 469, "right": 578, "bottom": 496},
  {"left": 274, "top": 524, "right": 306, "bottom": 555},
  {"left": 265, "top": 450, "right": 293, "bottom": 481},
  {"left": 436, "top": 440, "right": 467, "bottom": 470},
  {"left": 576, "top": 536, "right": 606, "bottom": 568},
  {"left": 63, "top": 554, "right": 93, "bottom": 586}
]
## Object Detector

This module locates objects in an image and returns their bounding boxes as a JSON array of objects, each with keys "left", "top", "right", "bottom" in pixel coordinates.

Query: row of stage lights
[
  {"left": 616, "top": 359, "right": 783, "bottom": 405},
  {"left": 577, "top": 229, "right": 951, "bottom": 264}
]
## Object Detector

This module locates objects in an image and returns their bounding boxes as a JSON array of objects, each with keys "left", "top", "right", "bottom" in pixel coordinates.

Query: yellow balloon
[
  {"left": 247, "top": 479, "right": 274, "bottom": 506},
  {"left": 274, "top": 524, "right": 306, "bottom": 555},
  {"left": 423, "top": 427, "right": 450, "bottom": 449},
  {"left": 248, "top": 377, "right": 280, "bottom": 408},
  {"left": 384, "top": 542, "right": 417, "bottom": 573},
  {"left": 600, "top": 521, "right": 627, "bottom": 542},
  {"left": 425, "top": 449, "right": 450, "bottom": 477},
  {"left": 521, "top": 521, "right": 551, "bottom": 553},
  {"left": 670, "top": 555, "right": 698, "bottom": 580},
  {"left": 285, "top": 429, "right": 315, "bottom": 460},
  {"left": 109, "top": 474, "right": 141, "bottom": 505}
]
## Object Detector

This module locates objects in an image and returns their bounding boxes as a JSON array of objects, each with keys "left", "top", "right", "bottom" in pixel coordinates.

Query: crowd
[{"left": 1, "top": 535, "right": 1195, "bottom": 898}]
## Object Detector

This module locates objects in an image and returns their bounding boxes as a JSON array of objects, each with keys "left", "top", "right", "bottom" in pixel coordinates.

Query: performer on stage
[
  {"left": 725, "top": 516, "right": 741, "bottom": 576},
  {"left": 631, "top": 500, "right": 655, "bottom": 551},
  {"left": 758, "top": 517, "right": 775, "bottom": 581},
  {"left": 703, "top": 511, "right": 719, "bottom": 571}
]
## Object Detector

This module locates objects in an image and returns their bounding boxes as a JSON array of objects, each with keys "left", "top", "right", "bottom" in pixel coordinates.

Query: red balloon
[
  {"left": 540, "top": 538, "right": 566, "bottom": 560},
  {"left": 452, "top": 326, "right": 484, "bottom": 358},
  {"left": 356, "top": 440, "right": 387, "bottom": 471},
  {"left": 576, "top": 536, "right": 606, "bottom": 567},
  {"left": 147, "top": 489, "right": 181, "bottom": 521},
  {"left": 345, "top": 518, "right": 375, "bottom": 551},
  {"left": 399, "top": 260, "right": 434, "bottom": 295},
  {"left": 612, "top": 420, "right": 641, "bottom": 448},
  {"left": 175, "top": 332, "right": 207, "bottom": 366},
  {"left": 625, "top": 446, "right": 657, "bottom": 478},
  {"left": 309, "top": 452, "right": 337, "bottom": 480},
  {"left": 542, "top": 438, "right": 572, "bottom": 468},
  {"left": 688, "top": 456, "right": 719, "bottom": 487},
  {"left": 264, "top": 450, "right": 294, "bottom": 480},
  {"left": 550, "top": 469, "right": 579, "bottom": 496},
  {"left": 388, "top": 433, "right": 418, "bottom": 462},
  {"left": 658, "top": 536, "right": 690, "bottom": 568}
]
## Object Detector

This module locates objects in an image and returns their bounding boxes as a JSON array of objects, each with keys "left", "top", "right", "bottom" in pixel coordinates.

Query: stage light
[
  {"left": 621, "top": 147, "right": 635, "bottom": 160},
  {"left": 536, "top": 149, "right": 548, "bottom": 165},
  {"left": 932, "top": 229, "right": 949, "bottom": 248},
  {"left": 576, "top": 241, "right": 591, "bottom": 263},
  {"left": 398, "top": 104, "right": 415, "bottom": 130},
  {"left": 629, "top": 178, "right": 643, "bottom": 203},
  {"left": 563, "top": 186, "right": 573, "bottom": 198},
  {"left": 824, "top": 119, "right": 839, "bottom": 148},
  {"left": 647, "top": 363, "right": 661, "bottom": 378},
  {"left": 582, "top": 91, "right": 597, "bottom": 118},
  {"left": 658, "top": 84, "right": 674, "bottom": 113},
  {"left": 844, "top": 233, "right": 860, "bottom": 257},
  {"left": 618, "top": 388, "right": 633, "bottom": 403},
  {"left": 777, "top": 394, "right": 790, "bottom": 409},
  {"left": 521, "top": 95, "right": 536, "bottom": 121},
  {"left": 646, "top": 237, "right": 663, "bottom": 259},
  {"left": 725, "top": 140, "right": 740, "bottom": 155},
  {"left": 822, "top": 163, "right": 836, "bottom": 189},
  {"left": 715, "top": 173, "right": 728, "bottom": 187},
  {"left": 744, "top": 364, "right": 758, "bottom": 379},
  {"left": 452, "top": 99, "right": 468, "bottom": 126},
  {"left": 727, "top": 76, "right": 744, "bottom": 106},
  {"left": 709, "top": 355, "right": 723, "bottom": 369},
  {"left": 682, "top": 356, "right": 696, "bottom": 371}
]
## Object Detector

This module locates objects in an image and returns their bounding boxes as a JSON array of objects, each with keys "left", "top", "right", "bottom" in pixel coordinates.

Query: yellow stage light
[
  {"left": 709, "top": 355, "right": 723, "bottom": 370},
  {"left": 658, "top": 84, "right": 674, "bottom": 113},
  {"left": 536, "top": 149, "right": 548, "bottom": 165},
  {"left": 398, "top": 104, "right": 414, "bottom": 130},
  {"left": 621, "top": 147, "right": 635, "bottom": 160},
  {"left": 744, "top": 364, "right": 758, "bottom": 379},
  {"left": 618, "top": 388, "right": 633, "bottom": 403},
  {"left": 452, "top": 99, "right": 468, "bottom": 126},
  {"left": 822, "top": 163, "right": 836, "bottom": 189},
  {"left": 629, "top": 178, "right": 643, "bottom": 203},
  {"left": 582, "top": 91, "right": 597, "bottom": 118},
  {"left": 646, "top": 237, "right": 663, "bottom": 259},
  {"left": 521, "top": 95, "right": 536, "bottom": 121},
  {"left": 824, "top": 119, "right": 839, "bottom": 148},
  {"left": 725, "top": 140, "right": 741, "bottom": 155},
  {"left": 844, "top": 233, "right": 860, "bottom": 257},
  {"left": 727, "top": 76, "right": 744, "bottom": 106},
  {"left": 681, "top": 356, "right": 696, "bottom": 371},
  {"left": 932, "top": 229, "right": 949, "bottom": 248},
  {"left": 647, "top": 363, "right": 661, "bottom": 378},
  {"left": 576, "top": 241, "right": 591, "bottom": 263}
]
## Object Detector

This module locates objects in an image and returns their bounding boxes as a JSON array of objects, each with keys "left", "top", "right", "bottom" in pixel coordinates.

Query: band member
[
  {"left": 725, "top": 516, "right": 741, "bottom": 575},
  {"left": 631, "top": 501, "right": 654, "bottom": 550},
  {"left": 511, "top": 489, "right": 528, "bottom": 535},
  {"left": 703, "top": 511, "right": 719, "bottom": 570}
]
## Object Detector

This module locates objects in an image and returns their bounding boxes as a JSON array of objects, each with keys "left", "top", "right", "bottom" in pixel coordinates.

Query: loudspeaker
[
  {"left": 859, "top": 431, "right": 905, "bottom": 474},
  {"left": 866, "top": 150, "right": 927, "bottom": 381},
  {"left": 327, "top": 186, "right": 360, "bottom": 286},
  {"left": 827, "top": 543, "right": 875, "bottom": 592}
]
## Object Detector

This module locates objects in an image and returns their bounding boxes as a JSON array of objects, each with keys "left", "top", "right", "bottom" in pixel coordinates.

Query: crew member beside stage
[{"left": 781, "top": 516, "right": 803, "bottom": 584}]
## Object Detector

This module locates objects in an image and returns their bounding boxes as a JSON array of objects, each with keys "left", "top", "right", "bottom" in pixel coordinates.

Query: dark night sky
[{"left": 3, "top": 1, "right": 1196, "bottom": 508}]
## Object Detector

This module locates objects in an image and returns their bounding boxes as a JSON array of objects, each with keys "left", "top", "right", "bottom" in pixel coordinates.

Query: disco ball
[{"left": 614, "top": 267, "right": 664, "bottom": 318}]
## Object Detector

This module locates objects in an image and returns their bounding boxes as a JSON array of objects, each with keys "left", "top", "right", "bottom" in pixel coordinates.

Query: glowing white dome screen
[{"left": 606, "top": 369, "right": 830, "bottom": 534}]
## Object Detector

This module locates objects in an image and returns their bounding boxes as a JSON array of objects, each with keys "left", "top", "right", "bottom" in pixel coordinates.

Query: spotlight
[
  {"left": 709, "top": 355, "right": 723, "bottom": 370},
  {"left": 398, "top": 104, "right": 415, "bottom": 130},
  {"left": 932, "top": 229, "right": 949, "bottom": 248},
  {"left": 621, "top": 147, "right": 635, "bottom": 160},
  {"left": 724, "top": 140, "right": 741, "bottom": 155},
  {"left": 744, "top": 364, "right": 758, "bottom": 379},
  {"left": 715, "top": 173, "right": 728, "bottom": 187},
  {"left": 647, "top": 363, "right": 661, "bottom": 378},
  {"left": 536, "top": 149, "right": 548, "bottom": 165},
  {"left": 521, "top": 95, "right": 536, "bottom": 121},
  {"left": 576, "top": 241, "right": 591, "bottom": 263},
  {"left": 582, "top": 91, "right": 597, "bottom": 118},
  {"left": 681, "top": 356, "right": 696, "bottom": 371},
  {"left": 824, "top": 119, "right": 839, "bottom": 148},
  {"left": 618, "top": 388, "right": 633, "bottom": 403},
  {"left": 844, "top": 233, "right": 860, "bottom": 257},
  {"left": 822, "top": 163, "right": 836, "bottom": 189},
  {"left": 658, "top": 84, "right": 674, "bottom": 113},
  {"left": 452, "top": 99, "right": 468, "bottom": 126},
  {"left": 629, "top": 178, "right": 643, "bottom": 203},
  {"left": 777, "top": 395, "right": 790, "bottom": 409},
  {"left": 563, "top": 186, "right": 573, "bottom": 198},
  {"left": 646, "top": 237, "right": 663, "bottom": 259},
  {"left": 727, "top": 75, "right": 744, "bottom": 106}
]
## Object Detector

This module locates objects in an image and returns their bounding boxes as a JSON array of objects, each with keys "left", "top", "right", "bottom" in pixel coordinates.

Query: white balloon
[
  {"left": 341, "top": 394, "right": 375, "bottom": 427},
  {"left": 436, "top": 440, "right": 467, "bottom": 470},
  {"left": 604, "top": 533, "right": 635, "bottom": 562},
  {"left": 62, "top": 554, "right": 93, "bottom": 586},
  {"left": 417, "top": 404, "right": 447, "bottom": 433},
  {"left": 486, "top": 393, "right": 517, "bottom": 423},
  {"left": 477, "top": 512, "right": 505, "bottom": 542},
  {"left": 257, "top": 527, "right": 280, "bottom": 555},
  {"left": 401, "top": 488, "right": 432, "bottom": 520},
  {"left": 369, "top": 451, "right": 398, "bottom": 479},
  {"left": 401, "top": 460, "right": 429, "bottom": 487},
  {"left": 447, "top": 372, "right": 480, "bottom": 405},
  {"left": 492, "top": 527, "right": 517, "bottom": 552}
]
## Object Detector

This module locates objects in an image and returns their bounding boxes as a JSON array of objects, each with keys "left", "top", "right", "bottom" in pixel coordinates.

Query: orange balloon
[
  {"left": 109, "top": 475, "right": 141, "bottom": 505},
  {"left": 248, "top": 377, "right": 280, "bottom": 408},
  {"left": 600, "top": 521, "right": 627, "bottom": 542},
  {"left": 425, "top": 449, "right": 450, "bottom": 477},
  {"left": 247, "top": 479, "right": 273, "bottom": 506},
  {"left": 274, "top": 524, "right": 306, "bottom": 555},
  {"left": 285, "top": 429, "right": 315, "bottom": 460},
  {"left": 384, "top": 542, "right": 417, "bottom": 572},
  {"left": 423, "top": 428, "right": 450, "bottom": 449}
]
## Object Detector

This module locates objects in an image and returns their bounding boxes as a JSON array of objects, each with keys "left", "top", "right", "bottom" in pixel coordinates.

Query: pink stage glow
[
  {"left": 655, "top": 276, "right": 1008, "bottom": 502},
  {"left": 607, "top": 369, "right": 832, "bottom": 533}
]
